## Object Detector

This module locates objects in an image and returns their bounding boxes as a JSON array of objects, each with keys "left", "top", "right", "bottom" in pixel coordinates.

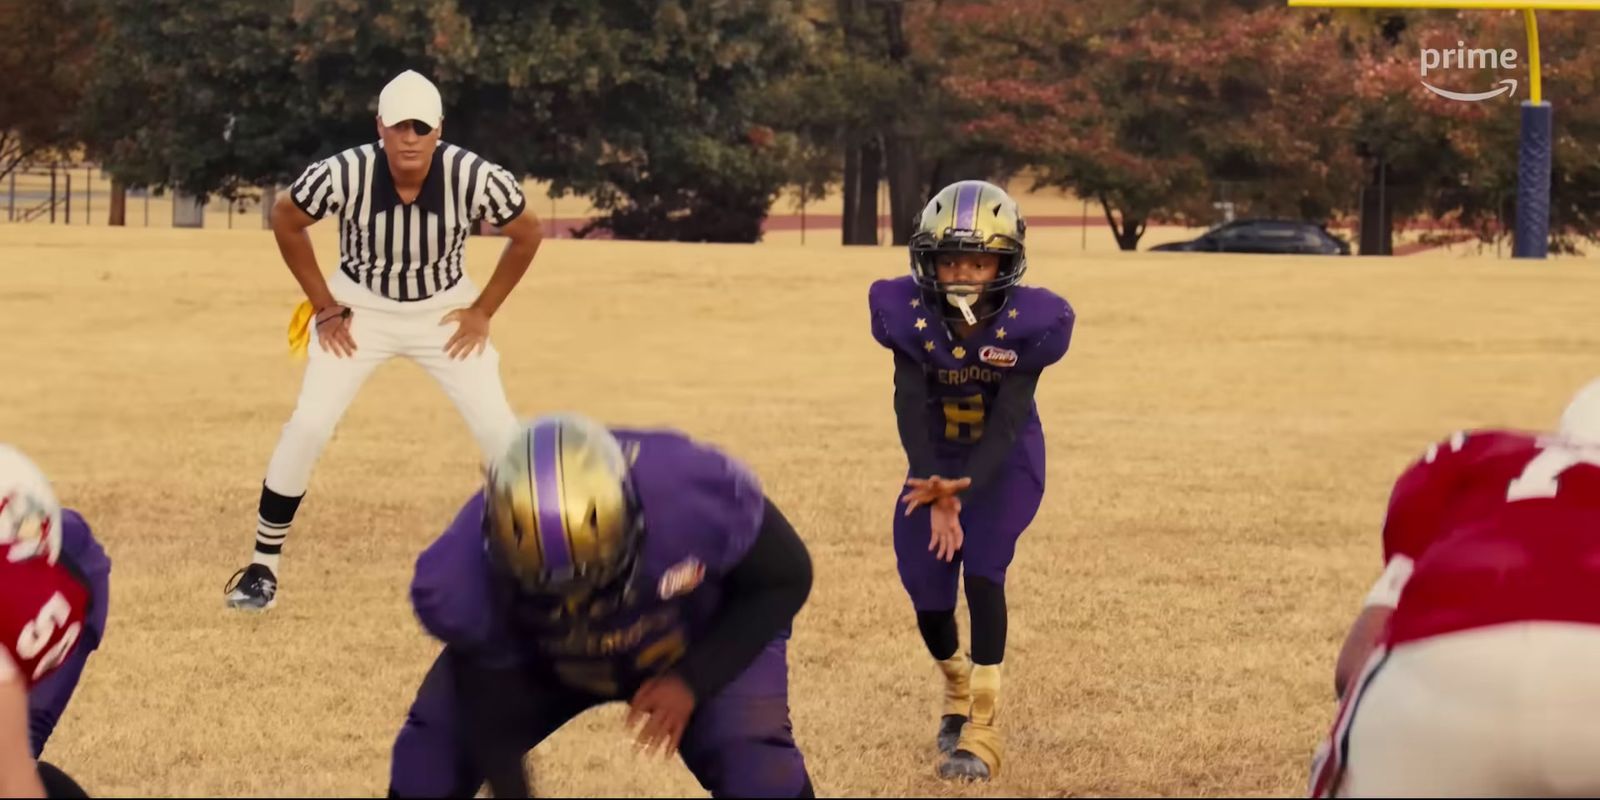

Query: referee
[{"left": 224, "top": 69, "right": 542, "bottom": 611}]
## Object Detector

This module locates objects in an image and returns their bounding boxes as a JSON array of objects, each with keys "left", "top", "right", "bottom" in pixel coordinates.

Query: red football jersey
[
  {"left": 0, "top": 541, "right": 89, "bottom": 688},
  {"left": 1381, "top": 428, "right": 1600, "bottom": 646}
]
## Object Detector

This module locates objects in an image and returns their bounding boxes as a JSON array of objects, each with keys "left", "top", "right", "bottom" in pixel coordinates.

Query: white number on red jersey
[
  {"left": 15, "top": 592, "right": 81, "bottom": 681},
  {"left": 1507, "top": 442, "right": 1600, "bottom": 502}
]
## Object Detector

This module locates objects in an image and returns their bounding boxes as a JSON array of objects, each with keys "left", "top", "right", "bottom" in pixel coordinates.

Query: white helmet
[
  {"left": 1558, "top": 378, "right": 1600, "bottom": 445},
  {"left": 0, "top": 444, "right": 62, "bottom": 565}
]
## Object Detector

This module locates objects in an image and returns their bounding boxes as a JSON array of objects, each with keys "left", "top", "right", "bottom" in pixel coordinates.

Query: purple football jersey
[
  {"left": 409, "top": 427, "right": 767, "bottom": 694},
  {"left": 868, "top": 275, "right": 1074, "bottom": 457}
]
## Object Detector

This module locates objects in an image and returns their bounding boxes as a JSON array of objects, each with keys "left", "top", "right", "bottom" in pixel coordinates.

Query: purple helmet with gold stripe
[
  {"left": 483, "top": 414, "right": 643, "bottom": 599},
  {"left": 908, "top": 180, "right": 1028, "bottom": 323}
]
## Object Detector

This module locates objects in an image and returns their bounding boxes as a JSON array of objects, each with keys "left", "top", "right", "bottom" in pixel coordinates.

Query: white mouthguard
[{"left": 946, "top": 290, "right": 979, "bottom": 325}]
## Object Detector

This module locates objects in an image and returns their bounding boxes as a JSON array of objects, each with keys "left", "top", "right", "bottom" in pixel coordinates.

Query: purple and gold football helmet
[
  {"left": 908, "top": 180, "right": 1029, "bottom": 324},
  {"left": 482, "top": 414, "right": 643, "bottom": 600}
]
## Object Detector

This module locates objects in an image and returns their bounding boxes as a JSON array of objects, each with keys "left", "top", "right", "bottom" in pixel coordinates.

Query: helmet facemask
[
  {"left": 910, "top": 233, "right": 1027, "bottom": 325},
  {"left": 907, "top": 180, "right": 1030, "bottom": 327}
]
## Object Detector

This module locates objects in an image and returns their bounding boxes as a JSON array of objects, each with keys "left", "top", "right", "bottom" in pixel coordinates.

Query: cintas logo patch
[
  {"left": 979, "top": 346, "right": 1018, "bottom": 367},
  {"left": 658, "top": 557, "right": 706, "bottom": 599}
]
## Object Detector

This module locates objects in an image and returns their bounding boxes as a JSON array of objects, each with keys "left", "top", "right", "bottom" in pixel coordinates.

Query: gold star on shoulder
[
  {"left": 910, "top": 299, "right": 921, "bottom": 308},
  {"left": 995, "top": 327, "right": 1007, "bottom": 340},
  {"left": 952, "top": 346, "right": 966, "bottom": 359},
  {"left": 1007, "top": 308, "right": 1019, "bottom": 319},
  {"left": 914, "top": 317, "right": 927, "bottom": 331},
  {"left": 923, "top": 340, "right": 935, "bottom": 352}
]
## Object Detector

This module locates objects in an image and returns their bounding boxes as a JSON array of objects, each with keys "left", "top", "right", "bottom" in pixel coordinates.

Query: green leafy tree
[
  {"left": 77, "top": 0, "right": 821, "bottom": 242},
  {"left": 761, "top": 1, "right": 1017, "bottom": 246},
  {"left": 75, "top": 0, "right": 315, "bottom": 202}
]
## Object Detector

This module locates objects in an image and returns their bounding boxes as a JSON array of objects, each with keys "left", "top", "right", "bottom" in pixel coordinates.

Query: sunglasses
[{"left": 390, "top": 120, "right": 435, "bottom": 136}]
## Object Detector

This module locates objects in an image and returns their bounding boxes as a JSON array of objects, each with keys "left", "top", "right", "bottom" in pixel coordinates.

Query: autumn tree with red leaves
[
  {"left": 0, "top": 0, "right": 93, "bottom": 182},
  {"left": 929, "top": 0, "right": 1366, "bottom": 250},
  {"left": 1332, "top": 9, "right": 1600, "bottom": 253}
]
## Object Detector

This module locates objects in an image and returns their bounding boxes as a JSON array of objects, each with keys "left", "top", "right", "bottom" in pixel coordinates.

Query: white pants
[
  {"left": 263, "top": 272, "right": 521, "bottom": 497},
  {"left": 1333, "top": 622, "right": 1600, "bottom": 797}
]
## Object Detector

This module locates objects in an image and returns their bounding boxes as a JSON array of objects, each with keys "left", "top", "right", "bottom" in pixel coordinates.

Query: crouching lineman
[
  {"left": 388, "top": 414, "right": 815, "bottom": 798},
  {"left": 1311, "top": 378, "right": 1600, "bottom": 797},
  {"left": 2, "top": 445, "right": 105, "bottom": 798}
]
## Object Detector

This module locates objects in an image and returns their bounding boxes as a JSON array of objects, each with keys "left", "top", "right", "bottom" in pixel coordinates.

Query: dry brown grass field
[{"left": 1, "top": 223, "right": 1597, "bottom": 797}]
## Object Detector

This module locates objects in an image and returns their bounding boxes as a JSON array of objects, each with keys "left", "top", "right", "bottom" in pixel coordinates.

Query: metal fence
[{"left": 2, "top": 163, "right": 270, "bottom": 230}]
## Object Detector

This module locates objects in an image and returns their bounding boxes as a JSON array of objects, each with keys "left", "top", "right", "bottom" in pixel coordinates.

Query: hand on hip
[
  {"left": 315, "top": 305, "right": 357, "bottom": 358},
  {"left": 440, "top": 307, "right": 491, "bottom": 360}
]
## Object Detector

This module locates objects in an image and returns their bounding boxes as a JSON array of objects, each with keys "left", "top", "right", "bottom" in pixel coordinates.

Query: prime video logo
[{"left": 1419, "top": 42, "right": 1520, "bottom": 102}]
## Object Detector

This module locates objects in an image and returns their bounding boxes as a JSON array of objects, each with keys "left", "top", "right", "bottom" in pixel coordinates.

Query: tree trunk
[
  {"left": 1358, "top": 160, "right": 1394, "bottom": 256},
  {"left": 857, "top": 135, "right": 883, "bottom": 245},
  {"left": 842, "top": 139, "right": 859, "bottom": 246},
  {"left": 885, "top": 133, "right": 921, "bottom": 245},
  {"left": 1099, "top": 195, "right": 1146, "bottom": 251},
  {"left": 843, "top": 134, "right": 881, "bottom": 246},
  {"left": 927, "top": 155, "right": 996, "bottom": 199},
  {"left": 881, "top": 0, "right": 908, "bottom": 59},
  {"left": 260, "top": 184, "right": 277, "bottom": 229},
  {"left": 879, "top": 0, "right": 917, "bottom": 246},
  {"left": 108, "top": 179, "right": 126, "bottom": 227}
]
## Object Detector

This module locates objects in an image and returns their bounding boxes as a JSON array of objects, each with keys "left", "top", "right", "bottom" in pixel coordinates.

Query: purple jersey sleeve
[
  {"left": 57, "top": 509, "right": 110, "bottom": 639},
  {"left": 620, "top": 430, "right": 768, "bottom": 589},
  {"left": 58, "top": 510, "right": 108, "bottom": 582},
  {"left": 411, "top": 492, "right": 498, "bottom": 649},
  {"left": 1011, "top": 287, "right": 1075, "bottom": 372},
  {"left": 868, "top": 277, "right": 924, "bottom": 358},
  {"left": 703, "top": 452, "right": 766, "bottom": 572}
]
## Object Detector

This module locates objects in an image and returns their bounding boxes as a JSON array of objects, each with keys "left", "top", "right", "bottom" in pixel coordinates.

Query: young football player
[
  {"left": 1312, "top": 379, "right": 1600, "bottom": 796},
  {"left": 0, "top": 445, "right": 105, "bottom": 798},
  {"left": 388, "top": 414, "right": 816, "bottom": 798},
  {"left": 868, "top": 180, "right": 1075, "bottom": 782}
]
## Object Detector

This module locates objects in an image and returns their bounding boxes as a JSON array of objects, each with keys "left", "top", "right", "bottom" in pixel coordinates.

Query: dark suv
[{"left": 1149, "top": 219, "right": 1351, "bottom": 255}]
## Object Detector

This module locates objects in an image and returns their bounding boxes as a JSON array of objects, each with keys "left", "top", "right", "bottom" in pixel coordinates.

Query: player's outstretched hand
[
  {"left": 315, "top": 304, "right": 357, "bottom": 358},
  {"left": 902, "top": 475, "right": 972, "bottom": 514},
  {"left": 928, "top": 495, "right": 965, "bottom": 562},
  {"left": 627, "top": 673, "right": 697, "bottom": 758},
  {"left": 441, "top": 307, "right": 491, "bottom": 360}
]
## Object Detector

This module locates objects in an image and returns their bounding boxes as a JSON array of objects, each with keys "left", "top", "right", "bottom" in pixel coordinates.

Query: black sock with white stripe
[{"left": 252, "top": 484, "right": 303, "bottom": 577}]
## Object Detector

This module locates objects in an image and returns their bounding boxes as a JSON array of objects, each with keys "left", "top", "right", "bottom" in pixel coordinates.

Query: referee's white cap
[{"left": 379, "top": 70, "right": 443, "bottom": 128}]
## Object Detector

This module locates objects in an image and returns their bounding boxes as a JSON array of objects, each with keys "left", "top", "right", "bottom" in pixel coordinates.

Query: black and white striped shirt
[{"left": 287, "top": 142, "right": 526, "bottom": 302}]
